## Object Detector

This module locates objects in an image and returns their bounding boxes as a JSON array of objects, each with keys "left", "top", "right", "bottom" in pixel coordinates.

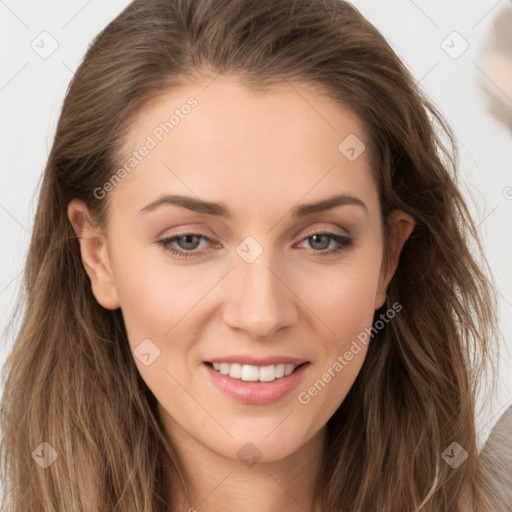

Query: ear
[
  {"left": 374, "top": 209, "right": 416, "bottom": 310},
  {"left": 67, "top": 199, "right": 121, "bottom": 310}
]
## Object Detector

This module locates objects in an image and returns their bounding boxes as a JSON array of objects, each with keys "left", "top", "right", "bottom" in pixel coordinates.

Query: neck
[{"left": 162, "top": 421, "right": 326, "bottom": 512}]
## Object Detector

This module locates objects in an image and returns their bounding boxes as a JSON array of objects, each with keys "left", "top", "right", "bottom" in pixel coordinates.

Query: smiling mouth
[{"left": 204, "top": 361, "right": 308, "bottom": 382}]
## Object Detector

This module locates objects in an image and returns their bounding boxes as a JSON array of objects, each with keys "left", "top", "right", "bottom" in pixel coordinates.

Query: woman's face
[{"left": 69, "top": 75, "right": 414, "bottom": 464}]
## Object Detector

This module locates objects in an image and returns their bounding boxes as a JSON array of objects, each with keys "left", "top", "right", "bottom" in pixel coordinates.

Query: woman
[{"left": 0, "top": 0, "right": 506, "bottom": 510}]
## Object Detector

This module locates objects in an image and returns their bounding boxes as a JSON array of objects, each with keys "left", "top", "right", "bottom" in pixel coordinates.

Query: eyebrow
[{"left": 139, "top": 193, "right": 368, "bottom": 218}]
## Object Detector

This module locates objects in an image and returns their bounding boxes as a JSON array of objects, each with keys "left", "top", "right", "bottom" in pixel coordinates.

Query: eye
[
  {"left": 157, "top": 230, "right": 353, "bottom": 260},
  {"left": 157, "top": 233, "right": 214, "bottom": 259},
  {"left": 295, "top": 231, "right": 353, "bottom": 259}
]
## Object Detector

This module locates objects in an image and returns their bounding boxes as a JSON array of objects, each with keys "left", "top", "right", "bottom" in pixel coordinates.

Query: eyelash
[{"left": 157, "top": 230, "right": 353, "bottom": 260}]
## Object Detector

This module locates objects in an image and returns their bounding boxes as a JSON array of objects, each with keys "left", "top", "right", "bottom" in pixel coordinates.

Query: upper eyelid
[
  {"left": 161, "top": 228, "right": 350, "bottom": 242},
  {"left": 160, "top": 222, "right": 351, "bottom": 241},
  {"left": 300, "top": 226, "right": 350, "bottom": 238}
]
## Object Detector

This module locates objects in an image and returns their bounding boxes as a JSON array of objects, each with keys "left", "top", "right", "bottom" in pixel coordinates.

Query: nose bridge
[{"left": 222, "top": 241, "right": 298, "bottom": 338}]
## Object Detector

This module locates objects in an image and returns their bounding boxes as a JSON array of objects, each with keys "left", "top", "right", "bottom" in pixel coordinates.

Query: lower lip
[{"left": 203, "top": 362, "right": 310, "bottom": 405}]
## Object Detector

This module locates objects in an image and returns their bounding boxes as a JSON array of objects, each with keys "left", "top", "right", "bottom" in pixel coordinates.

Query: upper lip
[{"left": 205, "top": 355, "right": 309, "bottom": 366}]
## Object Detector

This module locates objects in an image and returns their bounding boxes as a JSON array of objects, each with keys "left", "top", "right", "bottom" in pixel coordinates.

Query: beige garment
[{"left": 479, "top": 404, "right": 512, "bottom": 511}]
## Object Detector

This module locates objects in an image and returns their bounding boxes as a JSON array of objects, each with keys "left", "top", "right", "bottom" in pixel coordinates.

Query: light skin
[{"left": 68, "top": 74, "right": 415, "bottom": 512}]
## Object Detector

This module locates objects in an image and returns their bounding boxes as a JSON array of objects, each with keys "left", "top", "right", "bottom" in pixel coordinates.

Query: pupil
[
  {"left": 311, "top": 234, "right": 329, "bottom": 250},
  {"left": 179, "top": 235, "right": 199, "bottom": 250}
]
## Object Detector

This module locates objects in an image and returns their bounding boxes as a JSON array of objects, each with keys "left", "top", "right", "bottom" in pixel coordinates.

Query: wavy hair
[{"left": 0, "top": 0, "right": 501, "bottom": 510}]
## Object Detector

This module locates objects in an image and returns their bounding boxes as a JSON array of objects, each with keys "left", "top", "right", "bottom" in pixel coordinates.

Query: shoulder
[{"left": 478, "top": 404, "right": 512, "bottom": 511}]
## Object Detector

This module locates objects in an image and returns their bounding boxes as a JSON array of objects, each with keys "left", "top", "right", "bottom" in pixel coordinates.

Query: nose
[{"left": 222, "top": 248, "right": 299, "bottom": 339}]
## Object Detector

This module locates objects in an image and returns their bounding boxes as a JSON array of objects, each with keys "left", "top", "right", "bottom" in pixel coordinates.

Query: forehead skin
[{"left": 108, "top": 74, "right": 380, "bottom": 241}]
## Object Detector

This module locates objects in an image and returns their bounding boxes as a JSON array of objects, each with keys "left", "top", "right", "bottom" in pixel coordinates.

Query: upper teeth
[{"left": 211, "top": 362, "right": 299, "bottom": 382}]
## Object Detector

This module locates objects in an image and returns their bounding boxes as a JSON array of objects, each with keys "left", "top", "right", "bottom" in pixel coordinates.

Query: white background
[{"left": 1, "top": 0, "right": 511, "bottom": 446}]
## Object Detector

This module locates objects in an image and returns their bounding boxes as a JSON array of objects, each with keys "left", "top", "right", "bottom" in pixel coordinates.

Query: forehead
[
  {"left": 124, "top": 74, "right": 368, "bottom": 156},
  {"left": 110, "top": 75, "right": 378, "bottom": 223}
]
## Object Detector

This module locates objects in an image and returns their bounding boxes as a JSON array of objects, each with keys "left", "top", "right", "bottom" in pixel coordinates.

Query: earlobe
[
  {"left": 67, "top": 199, "right": 121, "bottom": 310},
  {"left": 374, "top": 209, "right": 416, "bottom": 310}
]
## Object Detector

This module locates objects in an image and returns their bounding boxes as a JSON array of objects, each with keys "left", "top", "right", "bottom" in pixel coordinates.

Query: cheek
[
  {"left": 295, "top": 255, "right": 381, "bottom": 433},
  {"left": 110, "top": 243, "right": 200, "bottom": 338},
  {"left": 114, "top": 267, "right": 170, "bottom": 338},
  {"left": 112, "top": 253, "right": 197, "bottom": 402},
  {"left": 299, "top": 252, "right": 383, "bottom": 341}
]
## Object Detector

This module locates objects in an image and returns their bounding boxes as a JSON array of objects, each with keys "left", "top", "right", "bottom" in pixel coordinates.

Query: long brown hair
[{"left": 0, "top": 0, "right": 501, "bottom": 510}]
